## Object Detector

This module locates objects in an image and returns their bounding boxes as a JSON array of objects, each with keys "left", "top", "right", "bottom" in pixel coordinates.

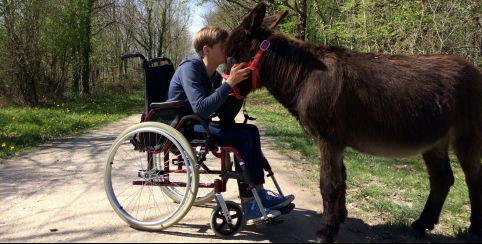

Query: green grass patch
[
  {"left": 246, "top": 89, "right": 470, "bottom": 239},
  {"left": 0, "top": 93, "right": 143, "bottom": 158}
]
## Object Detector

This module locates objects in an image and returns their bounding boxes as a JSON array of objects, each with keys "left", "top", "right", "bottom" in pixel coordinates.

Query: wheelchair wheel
[
  {"left": 104, "top": 122, "right": 199, "bottom": 231},
  {"left": 210, "top": 201, "right": 244, "bottom": 237}
]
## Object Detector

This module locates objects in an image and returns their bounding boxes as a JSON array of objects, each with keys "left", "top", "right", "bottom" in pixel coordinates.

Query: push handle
[{"left": 120, "top": 52, "right": 147, "bottom": 62}]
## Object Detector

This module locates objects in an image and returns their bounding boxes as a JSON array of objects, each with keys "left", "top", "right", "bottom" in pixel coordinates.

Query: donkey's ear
[
  {"left": 263, "top": 10, "right": 288, "bottom": 30},
  {"left": 241, "top": 2, "right": 267, "bottom": 35}
]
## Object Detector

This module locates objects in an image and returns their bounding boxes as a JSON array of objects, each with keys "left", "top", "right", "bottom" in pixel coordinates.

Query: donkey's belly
[{"left": 349, "top": 139, "right": 439, "bottom": 158}]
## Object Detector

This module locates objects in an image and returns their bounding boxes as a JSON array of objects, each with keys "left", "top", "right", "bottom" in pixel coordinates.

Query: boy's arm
[{"left": 180, "top": 62, "right": 232, "bottom": 119}]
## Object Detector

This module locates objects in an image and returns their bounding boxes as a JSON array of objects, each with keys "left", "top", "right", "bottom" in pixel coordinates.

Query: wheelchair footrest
[
  {"left": 246, "top": 215, "right": 284, "bottom": 226},
  {"left": 189, "top": 139, "right": 206, "bottom": 146},
  {"left": 279, "top": 203, "right": 295, "bottom": 215},
  {"left": 245, "top": 203, "right": 295, "bottom": 226}
]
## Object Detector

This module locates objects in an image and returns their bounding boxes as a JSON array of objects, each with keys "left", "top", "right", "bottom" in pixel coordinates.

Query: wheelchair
[{"left": 104, "top": 52, "right": 294, "bottom": 237}]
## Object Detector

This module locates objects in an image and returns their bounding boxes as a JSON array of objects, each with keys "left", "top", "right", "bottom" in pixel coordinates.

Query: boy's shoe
[
  {"left": 257, "top": 189, "right": 295, "bottom": 210},
  {"left": 244, "top": 199, "right": 281, "bottom": 225}
]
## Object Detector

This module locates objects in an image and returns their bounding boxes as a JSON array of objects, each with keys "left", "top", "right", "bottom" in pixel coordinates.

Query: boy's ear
[{"left": 202, "top": 45, "right": 209, "bottom": 56}]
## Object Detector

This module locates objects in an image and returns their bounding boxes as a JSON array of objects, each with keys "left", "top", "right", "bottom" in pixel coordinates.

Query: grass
[
  {"left": 246, "top": 89, "right": 471, "bottom": 240},
  {"left": 0, "top": 93, "right": 143, "bottom": 159}
]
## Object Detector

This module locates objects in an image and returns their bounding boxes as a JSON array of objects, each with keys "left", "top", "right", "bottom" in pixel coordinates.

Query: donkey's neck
[{"left": 258, "top": 34, "right": 324, "bottom": 118}]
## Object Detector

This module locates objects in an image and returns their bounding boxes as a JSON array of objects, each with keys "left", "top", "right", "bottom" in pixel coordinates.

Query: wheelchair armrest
[
  {"left": 178, "top": 114, "right": 215, "bottom": 149},
  {"left": 150, "top": 100, "right": 187, "bottom": 110}
]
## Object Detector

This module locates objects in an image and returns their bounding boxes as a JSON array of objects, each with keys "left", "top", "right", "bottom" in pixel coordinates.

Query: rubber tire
[
  {"left": 104, "top": 122, "right": 199, "bottom": 231},
  {"left": 210, "top": 201, "right": 244, "bottom": 237}
]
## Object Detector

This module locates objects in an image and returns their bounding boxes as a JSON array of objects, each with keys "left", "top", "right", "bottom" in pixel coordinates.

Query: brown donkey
[{"left": 223, "top": 3, "right": 482, "bottom": 242}]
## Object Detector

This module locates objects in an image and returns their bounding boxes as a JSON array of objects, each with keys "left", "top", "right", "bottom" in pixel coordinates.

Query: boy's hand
[{"left": 226, "top": 62, "right": 250, "bottom": 87}]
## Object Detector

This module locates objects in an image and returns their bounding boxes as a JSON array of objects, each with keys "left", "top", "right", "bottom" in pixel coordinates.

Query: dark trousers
[{"left": 193, "top": 123, "right": 267, "bottom": 197}]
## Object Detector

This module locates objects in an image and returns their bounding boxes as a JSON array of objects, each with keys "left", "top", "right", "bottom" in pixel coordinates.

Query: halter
[{"left": 223, "top": 35, "right": 275, "bottom": 99}]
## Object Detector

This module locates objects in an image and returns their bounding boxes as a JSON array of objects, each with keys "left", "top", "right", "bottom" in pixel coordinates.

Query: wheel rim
[
  {"left": 211, "top": 203, "right": 243, "bottom": 236},
  {"left": 105, "top": 126, "right": 196, "bottom": 228}
]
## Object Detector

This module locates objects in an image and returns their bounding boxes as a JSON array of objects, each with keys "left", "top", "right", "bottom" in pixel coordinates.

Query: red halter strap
[
  {"left": 223, "top": 35, "right": 274, "bottom": 99},
  {"left": 245, "top": 34, "right": 274, "bottom": 92}
]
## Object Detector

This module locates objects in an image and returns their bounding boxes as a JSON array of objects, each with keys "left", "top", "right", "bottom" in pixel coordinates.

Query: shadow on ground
[{"left": 151, "top": 207, "right": 467, "bottom": 243}]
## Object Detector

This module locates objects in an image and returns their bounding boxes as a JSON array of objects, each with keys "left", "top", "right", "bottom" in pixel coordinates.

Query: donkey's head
[{"left": 223, "top": 2, "right": 287, "bottom": 97}]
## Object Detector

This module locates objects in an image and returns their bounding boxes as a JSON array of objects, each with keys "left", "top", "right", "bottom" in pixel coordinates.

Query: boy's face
[{"left": 204, "top": 41, "right": 226, "bottom": 65}]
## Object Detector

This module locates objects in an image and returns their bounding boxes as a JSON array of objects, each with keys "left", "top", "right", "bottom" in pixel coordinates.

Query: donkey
[{"left": 223, "top": 2, "right": 482, "bottom": 242}]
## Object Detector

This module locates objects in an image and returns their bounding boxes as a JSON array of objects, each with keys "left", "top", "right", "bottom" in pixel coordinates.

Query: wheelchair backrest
[
  {"left": 121, "top": 52, "right": 176, "bottom": 115},
  {"left": 144, "top": 60, "right": 175, "bottom": 114}
]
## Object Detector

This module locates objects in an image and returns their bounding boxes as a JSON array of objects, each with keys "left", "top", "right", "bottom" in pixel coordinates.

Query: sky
[{"left": 188, "top": 1, "right": 216, "bottom": 40}]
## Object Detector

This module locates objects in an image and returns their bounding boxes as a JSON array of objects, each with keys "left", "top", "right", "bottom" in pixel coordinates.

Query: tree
[
  {"left": 81, "top": 0, "right": 94, "bottom": 94},
  {"left": 121, "top": 0, "right": 192, "bottom": 62},
  {"left": 201, "top": 0, "right": 482, "bottom": 69},
  {"left": 200, "top": 0, "right": 307, "bottom": 40},
  {"left": 0, "top": 0, "right": 44, "bottom": 105}
]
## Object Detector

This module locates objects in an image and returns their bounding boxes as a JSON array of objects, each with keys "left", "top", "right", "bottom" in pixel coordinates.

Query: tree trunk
[
  {"left": 81, "top": 40, "right": 91, "bottom": 94},
  {"left": 81, "top": 0, "right": 93, "bottom": 94},
  {"left": 157, "top": 4, "right": 167, "bottom": 57},
  {"left": 157, "top": 0, "right": 172, "bottom": 57},
  {"left": 296, "top": 0, "right": 307, "bottom": 40},
  {"left": 3, "top": 0, "right": 41, "bottom": 106},
  {"left": 73, "top": 50, "right": 81, "bottom": 93},
  {"left": 480, "top": 36, "right": 482, "bottom": 56}
]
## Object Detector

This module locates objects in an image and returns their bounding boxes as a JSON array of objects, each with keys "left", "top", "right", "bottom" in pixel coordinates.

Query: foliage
[
  {"left": 0, "top": 0, "right": 193, "bottom": 106},
  {"left": 308, "top": 0, "right": 482, "bottom": 66},
  {"left": 0, "top": 93, "right": 143, "bottom": 158},
  {"left": 203, "top": 0, "right": 482, "bottom": 68}
]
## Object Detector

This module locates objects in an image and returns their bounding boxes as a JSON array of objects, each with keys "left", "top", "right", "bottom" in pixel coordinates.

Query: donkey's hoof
[
  {"left": 411, "top": 220, "right": 428, "bottom": 238},
  {"left": 467, "top": 233, "right": 481, "bottom": 243},
  {"left": 410, "top": 228, "right": 426, "bottom": 238},
  {"left": 468, "top": 225, "right": 482, "bottom": 242},
  {"left": 316, "top": 237, "right": 334, "bottom": 243},
  {"left": 316, "top": 229, "right": 335, "bottom": 243},
  {"left": 412, "top": 218, "right": 434, "bottom": 233}
]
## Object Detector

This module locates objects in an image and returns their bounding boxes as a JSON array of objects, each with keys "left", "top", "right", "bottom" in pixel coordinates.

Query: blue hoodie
[{"left": 167, "top": 56, "right": 239, "bottom": 120}]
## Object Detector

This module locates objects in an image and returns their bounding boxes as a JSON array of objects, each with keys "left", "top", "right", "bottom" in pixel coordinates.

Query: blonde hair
[{"left": 192, "top": 26, "right": 228, "bottom": 56}]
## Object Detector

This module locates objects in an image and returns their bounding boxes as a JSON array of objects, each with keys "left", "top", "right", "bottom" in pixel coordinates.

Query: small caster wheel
[{"left": 210, "top": 201, "right": 244, "bottom": 237}]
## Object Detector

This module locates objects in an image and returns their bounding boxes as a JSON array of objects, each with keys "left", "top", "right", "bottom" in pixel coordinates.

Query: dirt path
[
  {"left": 0, "top": 114, "right": 324, "bottom": 243},
  {"left": 0, "top": 111, "right": 466, "bottom": 242},
  {"left": 0, "top": 114, "right": 459, "bottom": 243}
]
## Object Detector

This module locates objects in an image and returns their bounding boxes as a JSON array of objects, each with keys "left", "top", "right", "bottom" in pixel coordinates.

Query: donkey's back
[{"left": 318, "top": 51, "right": 482, "bottom": 157}]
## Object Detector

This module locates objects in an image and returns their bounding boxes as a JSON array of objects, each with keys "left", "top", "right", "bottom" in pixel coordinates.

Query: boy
[{"left": 168, "top": 26, "right": 294, "bottom": 223}]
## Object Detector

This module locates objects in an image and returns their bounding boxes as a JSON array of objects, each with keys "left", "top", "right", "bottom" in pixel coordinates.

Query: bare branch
[
  {"left": 224, "top": 0, "right": 253, "bottom": 10},
  {"left": 92, "top": 20, "right": 116, "bottom": 36},
  {"left": 93, "top": 1, "right": 115, "bottom": 13}
]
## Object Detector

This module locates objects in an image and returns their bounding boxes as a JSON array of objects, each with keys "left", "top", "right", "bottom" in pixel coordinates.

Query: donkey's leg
[
  {"left": 412, "top": 140, "right": 454, "bottom": 234},
  {"left": 453, "top": 135, "right": 482, "bottom": 238},
  {"left": 338, "top": 163, "right": 348, "bottom": 223},
  {"left": 316, "top": 139, "right": 345, "bottom": 243}
]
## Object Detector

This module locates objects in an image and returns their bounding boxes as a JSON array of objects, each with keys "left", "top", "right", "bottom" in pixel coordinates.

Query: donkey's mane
[{"left": 258, "top": 31, "right": 348, "bottom": 117}]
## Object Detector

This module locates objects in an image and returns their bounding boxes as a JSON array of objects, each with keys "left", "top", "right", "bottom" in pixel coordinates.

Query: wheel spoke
[
  {"left": 106, "top": 124, "right": 196, "bottom": 230},
  {"left": 218, "top": 219, "right": 227, "bottom": 230}
]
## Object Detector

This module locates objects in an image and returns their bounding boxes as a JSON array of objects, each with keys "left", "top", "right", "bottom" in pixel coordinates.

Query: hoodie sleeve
[{"left": 179, "top": 61, "right": 232, "bottom": 119}]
